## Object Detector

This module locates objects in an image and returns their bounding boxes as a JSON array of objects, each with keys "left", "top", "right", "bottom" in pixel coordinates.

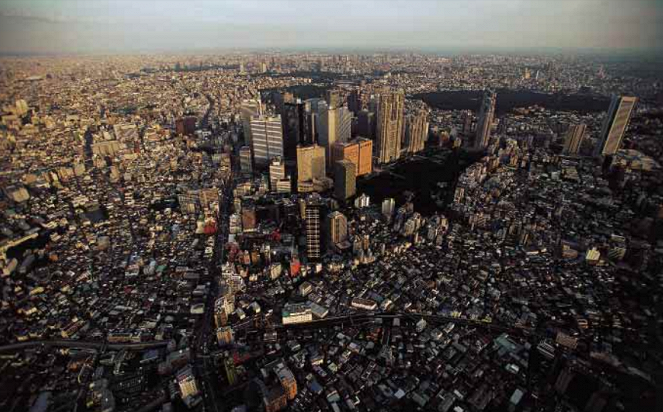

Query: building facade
[
  {"left": 375, "top": 89, "right": 405, "bottom": 164},
  {"left": 595, "top": 95, "right": 637, "bottom": 156}
]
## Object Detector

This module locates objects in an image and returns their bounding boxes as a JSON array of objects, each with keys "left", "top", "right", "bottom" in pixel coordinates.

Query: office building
[
  {"left": 347, "top": 89, "right": 361, "bottom": 113},
  {"left": 296, "top": 144, "right": 326, "bottom": 188},
  {"left": 338, "top": 106, "right": 353, "bottom": 143},
  {"left": 305, "top": 196, "right": 323, "bottom": 260},
  {"left": 595, "top": 95, "right": 637, "bottom": 156},
  {"left": 282, "top": 303, "right": 313, "bottom": 325},
  {"left": 225, "top": 358, "right": 237, "bottom": 385},
  {"left": 327, "top": 211, "right": 348, "bottom": 246},
  {"left": 239, "top": 146, "right": 253, "bottom": 175},
  {"left": 251, "top": 115, "right": 283, "bottom": 167},
  {"left": 274, "top": 179, "right": 290, "bottom": 194},
  {"left": 356, "top": 138, "right": 373, "bottom": 176},
  {"left": 216, "top": 326, "right": 234, "bottom": 346},
  {"left": 334, "top": 160, "right": 356, "bottom": 201},
  {"left": 240, "top": 99, "right": 262, "bottom": 145},
  {"left": 269, "top": 157, "right": 286, "bottom": 192},
  {"left": 318, "top": 105, "right": 337, "bottom": 169},
  {"left": 563, "top": 124, "right": 587, "bottom": 155},
  {"left": 325, "top": 89, "right": 342, "bottom": 108},
  {"left": 176, "top": 116, "right": 196, "bottom": 136},
  {"left": 357, "top": 110, "right": 375, "bottom": 140},
  {"left": 462, "top": 110, "right": 473, "bottom": 135},
  {"left": 331, "top": 141, "right": 359, "bottom": 171},
  {"left": 276, "top": 365, "right": 298, "bottom": 401},
  {"left": 242, "top": 206, "right": 257, "bottom": 231},
  {"left": 282, "top": 101, "right": 307, "bottom": 162},
  {"left": 354, "top": 193, "right": 370, "bottom": 208},
  {"left": 404, "top": 108, "right": 429, "bottom": 154},
  {"left": 475, "top": 91, "right": 496, "bottom": 149},
  {"left": 376, "top": 89, "right": 405, "bottom": 164},
  {"left": 177, "top": 366, "right": 200, "bottom": 399},
  {"left": 382, "top": 198, "right": 396, "bottom": 220}
]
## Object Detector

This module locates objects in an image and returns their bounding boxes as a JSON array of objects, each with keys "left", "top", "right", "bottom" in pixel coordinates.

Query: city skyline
[{"left": 0, "top": 0, "right": 662, "bottom": 55}]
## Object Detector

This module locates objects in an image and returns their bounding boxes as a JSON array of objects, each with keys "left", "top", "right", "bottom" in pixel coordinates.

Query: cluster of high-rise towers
[
  {"left": 238, "top": 88, "right": 430, "bottom": 200},
  {"left": 471, "top": 90, "right": 637, "bottom": 158}
]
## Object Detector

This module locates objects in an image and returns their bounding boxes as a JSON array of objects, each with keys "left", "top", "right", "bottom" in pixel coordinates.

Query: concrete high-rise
[
  {"left": 595, "top": 95, "right": 637, "bottom": 156},
  {"left": 240, "top": 99, "right": 262, "bottom": 145},
  {"left": 327, "top": 211, "right": 348, "bottom": 246},
  {"left": 338, "top": 107, "right": 353, "bottom": 143},
  {"left": 357, "top": 110, "right": 375, "bottom": 140},
  {"left": 331, "top": 138, "right": 372, "bottom": 177},
  {"left": 283, "top": 101, "right": 308, "bottom": 163},
  {"left": 563, "top": 124, "right": 587, "bottom": 155},
  {"left": 334, "top": 160, "right": 356, "bottom": 201},
  {"left": 239, "top": 146, "right": 253, "bottom": 175},
  {"left": 269, "top": 157, "right": 286, "bottom": 192},
  {"left": 296, "top": 144, "right": 326, "bottom": 186},
  {"left": 376, "top": 89, "right": 405, "bottom": 164},
  {"left": 305, "top": 195, "right": 323, "bottom": 260},
  {"left": 382, "top": 198, "right": 396, "bottom": 220},
  {"left": 251, "top": 115, "right": 283, "bottom": 167},
  {"left": 404, "top": 108, "right": 429, "bottom": 154},
  {"left": 331, "top": 141, "right": 359, "bottom": 171},
  {"left": 318, "top": 105, "right": 338, "bottom": 169},
  {"left": 325, "top": 89, "right": 342, "bottom": 108},
  {"left": 474, "top": 91, "right": 496, "bottom": 150},
  {"left": 356, "top": 138, "right": 373, "bottom": 176},
  {"left": 176, "top": 116, "right": 197, "bottom": 136}
]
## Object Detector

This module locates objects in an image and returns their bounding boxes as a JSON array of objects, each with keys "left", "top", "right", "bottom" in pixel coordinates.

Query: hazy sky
[{"left": 0, "top": 0, "right": 662, "bottom": 54}]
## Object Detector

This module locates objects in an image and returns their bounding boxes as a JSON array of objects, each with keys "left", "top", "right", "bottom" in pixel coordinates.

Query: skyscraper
[
  {"left": 404, "top": 108, "right": 429, "bottom": 154},
  {"left": 216, "top": 326, "right": 234, "bottom": 346},
  {"left": 474, "top": 91, "right": 496, "bottom": 150},
  {"left": 334, "top": 160, "right": 356, "bottom": 201},
  {"left": 325, "top": 89, "right": 342, "bottom": 108},
  {"left": 318, "top": 105, "right": 338, "bottom": 169},
  {"left": 327, "top": 211, "right": 348, "bottom": 246},
  {"left": 331, "top": 141, "right": 359, "bottom": 171},
  {"left": 251, "top": 115, "right": 283, "bottom": 167},
  {"left": 382, "top": 198, "right": 396, "bottom": 220},
  {"left": 357, "top": 110, "right": 375, "bottom": 140},
  {"left": 269, "top": 157, "right": 286, "bottom": 192},
  {"left": 356, "top": 138, "right": 373, "bottom": 176},
  {"left": 176, "top": 116, "right": 197, "bottom": 136},
  {"left": 338, "top": 106, "right": 353, "bottom": 143},
  {"left": 283, "top": 101, "right": 307, "bottom": 163},
  {"left": 305, "top": 195, "right": 323, "bottom": 260},
  {"left": 563, "top": 124, "right": 587, "bottom": 155},
  {"left": 376, "top": 89, "right": 405, "bottom": 164},
  {"left": 240, "top": 99, "right": 262, "bottom": 145},
  {"left": 296, "top": 145, "right": 326, "bottom": 186},
  {"left": 239, "top": 146, "right": 253, "bottom": 175},
  {"left": 595, "top": 95, "right": 637, "bottom": 156}
]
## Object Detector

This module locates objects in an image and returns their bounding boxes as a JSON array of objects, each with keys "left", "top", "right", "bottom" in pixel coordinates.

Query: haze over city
[
  {"left": 2, "top": 1, "right": 663, "bottom": 412},
  {"left": 1, "top": 0, "right": 663, "bottom": 54}
]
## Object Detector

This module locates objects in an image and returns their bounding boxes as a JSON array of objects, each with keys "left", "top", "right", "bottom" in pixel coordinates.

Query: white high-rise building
[
  {"left": 251, "top": 115, "right": 283, "bottom": 167},
  {"left": 240, "top": 99, "right": 262, "bottom": 146},
  {"left": 595, "top": 95, "right": 637, "bottom": 156}
]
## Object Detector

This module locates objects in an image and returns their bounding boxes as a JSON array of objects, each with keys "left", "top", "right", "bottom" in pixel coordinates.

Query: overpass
[
  {"left": 243, "top": 311, "right": 537, "bottom": 337},
  {"left": 0, "top": 339, "right": 169, "bottom": 354}
]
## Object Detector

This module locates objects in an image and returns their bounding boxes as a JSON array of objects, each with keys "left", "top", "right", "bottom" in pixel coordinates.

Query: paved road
[
  {"left": 245, "top": 311, "right": 537, "bottom": 337},
  {"left": 0, "top": 339, "right": 168, "bottom": 353}
]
